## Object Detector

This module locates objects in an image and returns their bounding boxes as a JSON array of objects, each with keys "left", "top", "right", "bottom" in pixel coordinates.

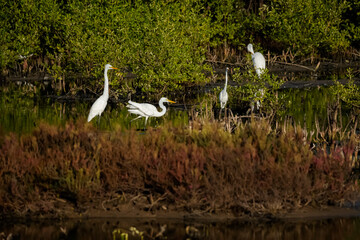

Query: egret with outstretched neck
[
  {"left": 87, "top": 64, "right": 118, "bottom": 123},
  {"left": 127, "top": 97, "right": 176, "bottom": 129},
  {"left": 219, "top": 67, "right": 229, "bottom": 110}
]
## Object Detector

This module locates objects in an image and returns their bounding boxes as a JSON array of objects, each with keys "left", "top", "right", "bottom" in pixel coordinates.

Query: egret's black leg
[
  {"left": 97, "top": 115, "right": 101, "bottom": 128},
  {"left": 107, "top": 114, "right": 112, "bottom": 131}
]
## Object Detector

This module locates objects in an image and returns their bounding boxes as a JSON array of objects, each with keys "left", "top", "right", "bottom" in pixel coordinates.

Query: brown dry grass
[{"left": 0, "top": 115, "right": 358, "bottom": 218}]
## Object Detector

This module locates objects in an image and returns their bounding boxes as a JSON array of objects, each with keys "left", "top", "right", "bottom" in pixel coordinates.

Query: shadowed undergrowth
[{"left": 0, "top": 117, "right": 358, "bottom": 218}]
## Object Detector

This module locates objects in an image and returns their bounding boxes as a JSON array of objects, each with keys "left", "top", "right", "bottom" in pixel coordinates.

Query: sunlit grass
[{"left": 0, "top": 110, "right": 358, "bottom": 218}]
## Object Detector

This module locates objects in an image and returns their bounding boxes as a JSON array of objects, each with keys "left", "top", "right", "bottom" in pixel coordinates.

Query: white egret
[
  {"left": 87, "top": 64, "right": 118, "bottom": 123},
  {"left": 247, "top": 43, "right": 266, "bottom": 78},
  {"left": 219, "top": 67, "right": 229, "bottom": 109},
  {"left": 247, "top": 43, "right": 266, "bottom": 111},
  {"left": 250, "top": 88, "right": 265, "bottom": 112},
  {"left": 127, "top": 97, "right": 176, "bottom": 128}
]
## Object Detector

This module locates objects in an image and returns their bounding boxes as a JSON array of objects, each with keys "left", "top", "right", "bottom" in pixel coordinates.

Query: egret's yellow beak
[
  {"left": 167, "top": 99, "right": 176, "bottom": 104},
  {"left": 110, "top": 66, "right": 118, "bottom": 69}
]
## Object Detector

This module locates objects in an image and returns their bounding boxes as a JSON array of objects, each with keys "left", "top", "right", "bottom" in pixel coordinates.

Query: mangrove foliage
[{"left": 1, "top": 0, "right": 359, "bottom": 96}]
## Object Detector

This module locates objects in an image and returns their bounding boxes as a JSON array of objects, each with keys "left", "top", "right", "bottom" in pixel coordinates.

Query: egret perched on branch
[
  {"left": 247, "top": 44, "right": 266, "bottom": 111},
  {"left": 127, "top": 97, "right": 176, "bottom": 129},
  {"left": 247, "top": 43, "right": 266, "bottom": 78},
  {"left": 219, "top": 67, "right": 229, "bottom": 110},
  {"left": 87, "top": 64, "right": 118, "bottom": 123}
]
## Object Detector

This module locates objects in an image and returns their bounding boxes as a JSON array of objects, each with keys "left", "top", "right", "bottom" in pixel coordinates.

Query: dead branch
[{"left": 273, "top": 60, "right": 320, "bottom": 72}]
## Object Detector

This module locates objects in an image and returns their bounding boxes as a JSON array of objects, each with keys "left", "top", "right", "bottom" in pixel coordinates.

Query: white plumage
[
  {"left": 219, "top": 67, "right": 229, "bottom": 109},
  {"left": 87, "top": 64, "right": 117, "bottom": 123},
  {"left": 247, "top": 44, "right": 266, "bottom": 111},
  {"left": 127, "top": 97, "right": 176, "bottom": 128},
  {"left": 247, "top": 43, "right": 266, "bottom": 78}
]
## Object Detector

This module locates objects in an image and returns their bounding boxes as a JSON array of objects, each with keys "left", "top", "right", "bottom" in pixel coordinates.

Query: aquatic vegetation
[
  {"left": 330, "top": 68, "right": 360, "bottom": 108},
  {"left": 0, "top": 69, "right": 359, "bottom": 218},
  {"left": 229, "top": 64, "right": 285, "bottom": 116},
  {"left": 0, "top": 113, "right": 358, "bottom": 218},
  {"left": 113, "top": 229, "right": 129, "bottom": 240}
]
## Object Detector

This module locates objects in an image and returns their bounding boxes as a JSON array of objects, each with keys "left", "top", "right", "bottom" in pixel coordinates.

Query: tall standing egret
[
  {"left": 247, "top": 43, "right": 266, "bottom": 111},
  {"left": 127, "top": 97, "right": 176, "bottom": 129},
  {"left": 87, "top": 64, "right": 118, "bottom": 123},
  {"left": 219, "top": 67, "right": 229, "bottom": 110},
  {"left": 247, "top": 43, "right": 266, "bottom": 78}
]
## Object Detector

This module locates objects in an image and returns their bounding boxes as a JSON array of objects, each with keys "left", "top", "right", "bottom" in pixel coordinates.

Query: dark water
[
  {"left": 277, "top": 87, "right": 352, "bottom": 132},
  {"left": 0, "top": 93, "right": 189, "bottom": 134},
  {"left": 2, "top": 62, "right": 358, "bottom": 135},
  {"left": 0, "top": 84, "right": 348, "bottom": 134},
  {"left": 1, "top": 217, "right": 360, "bottom": 240}
]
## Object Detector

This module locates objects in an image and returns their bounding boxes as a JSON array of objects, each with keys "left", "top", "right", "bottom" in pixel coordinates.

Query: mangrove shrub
[
  {"left": 1, "top": 0, "right": 212, "bottom": 95},
  {"left": 0, "top": 0, "right": 359, "bottom": 96}
]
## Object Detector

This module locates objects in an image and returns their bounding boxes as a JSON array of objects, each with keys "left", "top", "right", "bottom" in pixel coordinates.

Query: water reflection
[
  {"left": 0, "top": 217, "right": 360, "bottom": 240},
  {"left": 0, "top": 84, "right": 351, "bottom": 134},
  {"left": 0, "top": 95, "right": 189, "bottom": 134}
]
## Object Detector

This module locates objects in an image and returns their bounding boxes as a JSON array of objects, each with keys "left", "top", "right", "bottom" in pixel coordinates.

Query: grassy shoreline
[{"left": 0, "top": 115, "right": 358, "bottom": 219}]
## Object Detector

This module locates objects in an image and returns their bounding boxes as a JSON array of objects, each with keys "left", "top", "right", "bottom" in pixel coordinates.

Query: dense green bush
[
  {"left": 0, "top": 1, "right": 62, "bottom": 70},
  {"left": 204, "top": 0, "right": 358, "bottom": 59},
  {"left": 263, "top": 0, "right": 350, "bottom": 57},
  {"left": 0, "top": 0, "right": 358, "bottom": 96},
  {"left": 60, "top": 0, "right": 213, "bottom": 95},
  {"left": 330, "top": 69, "right": 360, "bottom": 107},
  {"left": 1, "top": 0, "right": 212, "bottom": 95}
]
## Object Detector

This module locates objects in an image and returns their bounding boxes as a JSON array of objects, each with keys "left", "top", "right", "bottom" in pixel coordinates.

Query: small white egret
[
  {"left": 250, "top": 88, "right": 265, "bottom": 112},
  {"left": 127, "top": 97, "right": 176, "bottom": 128},
  {"left": 247, "top": 43, "right": 266, "bottom": 78},
  {"left": 219, "top": 67, "right": 229, "bottom": 109},
  {"left": 247, "top": 44, "right": 266, "bottom": 111},
  {"left": 87, "top": 64, "right": 118, "bottom": 123}
]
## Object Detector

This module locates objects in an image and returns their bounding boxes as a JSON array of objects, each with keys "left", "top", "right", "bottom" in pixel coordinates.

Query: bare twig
[
  {"left": 273, "top": 60, "right": 320, "bottom": 72},
  {"left": 147, "top": 193, "right": 168, "bottom": 211},
  {"left": 204, "top": 59, "right": 243, "bottom": 66}
]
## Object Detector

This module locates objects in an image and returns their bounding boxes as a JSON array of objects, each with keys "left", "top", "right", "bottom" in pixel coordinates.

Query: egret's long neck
[
  {"left": 225, "top": 69, "right": 228, "bottom": 88},
  {"left": 157, "top": 100, "right": 167, "bottom": 117},
  {"left": 103, "top": 68, "right": 109, "bottom": 97}
]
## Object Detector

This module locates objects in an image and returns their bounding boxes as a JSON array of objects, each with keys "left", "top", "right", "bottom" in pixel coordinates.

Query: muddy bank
[
  {"left": 2, "top": 198, "right": 360, "bottom": 222},
  {"left": 1, "top": 207, "right": 360, "bottom": 240}
]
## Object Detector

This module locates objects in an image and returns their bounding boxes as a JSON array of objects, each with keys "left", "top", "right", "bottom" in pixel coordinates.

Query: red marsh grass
[{"left": 0, "top": 117, "right": 358, "bottom": 218}]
